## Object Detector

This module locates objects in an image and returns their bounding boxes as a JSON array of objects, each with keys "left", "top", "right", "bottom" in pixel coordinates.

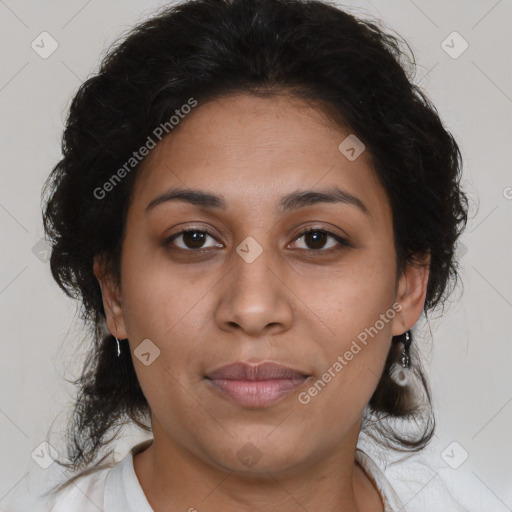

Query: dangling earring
[
  {"left": 115, "top": 336, "right": 121, "bottom": 357},
  {"left": 389, "top": 330, "right": 411, "bottom": 386}
]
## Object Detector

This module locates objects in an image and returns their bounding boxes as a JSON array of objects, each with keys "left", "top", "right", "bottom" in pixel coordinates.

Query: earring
[
  {"left": 389, "top": 330, "right": 411, "bottom": 386},
  {"left": 115, "top": 336, "right": 121, "bottom": 357}
]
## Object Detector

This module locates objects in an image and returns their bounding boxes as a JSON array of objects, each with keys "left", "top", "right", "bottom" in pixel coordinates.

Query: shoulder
[
  {"left": 356, "top": 444, "right": 471, "bottom": 512},
  {"left": 0, "top": 463, "right": 113, "bottom": 512},
  {"left": 3, "top": 438, "right": 154, "bottom": 512},
  {"left": 37, "top": 464, "right": 113, "bottom": 512}
]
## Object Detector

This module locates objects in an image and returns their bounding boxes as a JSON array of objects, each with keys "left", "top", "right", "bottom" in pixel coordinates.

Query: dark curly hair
[{"left": 41, "top": 0, "right": 468, "bottom": 494}]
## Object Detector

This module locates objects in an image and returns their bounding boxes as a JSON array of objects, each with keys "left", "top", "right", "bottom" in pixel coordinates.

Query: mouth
[{"left": 204, "top": 361, "right": 311, "bottom": 408}]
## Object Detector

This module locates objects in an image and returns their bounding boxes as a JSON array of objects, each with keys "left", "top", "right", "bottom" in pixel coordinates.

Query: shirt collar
[
  {"left": 355, "top": 447, "right": 405, "bottom": 512},
  {"left": 104, "top": 439, "right": 154, "bottom": 512}
]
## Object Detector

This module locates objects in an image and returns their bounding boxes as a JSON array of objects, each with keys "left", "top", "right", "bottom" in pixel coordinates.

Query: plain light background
[{"left": 0, "top": 0, "right": 511, "bottom": 510}]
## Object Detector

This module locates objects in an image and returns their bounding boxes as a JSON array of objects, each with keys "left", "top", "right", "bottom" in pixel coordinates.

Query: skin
[{"left": 94, "top": 93, "right": 429, "bottom": 512}]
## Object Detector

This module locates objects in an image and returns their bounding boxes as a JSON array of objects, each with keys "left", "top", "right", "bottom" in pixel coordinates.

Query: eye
[
  {"left": 165, "top": 228, "right": 222, "bottom": 251},
  {"left": 289, "top": 228, "right": 350, "bottom": 252},
  {"left": 164, "top": 227, "right": 350, "bottom": 253}
]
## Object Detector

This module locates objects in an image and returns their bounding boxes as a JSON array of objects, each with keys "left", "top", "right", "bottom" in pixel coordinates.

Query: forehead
[{"left": 129, "top": 93, "right": 391, "bottom": 224}]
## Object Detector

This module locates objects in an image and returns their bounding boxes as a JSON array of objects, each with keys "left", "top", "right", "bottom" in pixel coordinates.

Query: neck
[{"left": 132, "top": 417, "right": 383, "bottom": 512}]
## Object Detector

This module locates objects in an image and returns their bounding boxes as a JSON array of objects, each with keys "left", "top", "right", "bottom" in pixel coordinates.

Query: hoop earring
[
  {"left": 115, "top": 336, "right": 121, "bottom": 357},
  {"left": 389, "top": 330, "right": 411, "bottom": 386}
]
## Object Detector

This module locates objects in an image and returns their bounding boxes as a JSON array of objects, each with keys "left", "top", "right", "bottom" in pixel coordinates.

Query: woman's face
[{"left": 97, "top": 93, "right": 428, "bottom": 475}]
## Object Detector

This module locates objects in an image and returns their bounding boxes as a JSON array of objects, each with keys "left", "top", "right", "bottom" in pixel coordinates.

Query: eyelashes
[
  {"left": 164, "top": 227, "right": 351, "bottom": 254},
  {"left": 165, "top": 228, "right": 222, "bottom": 251},
  {"left": 289, "top": 229, "right": 350, "bottom": 252}
]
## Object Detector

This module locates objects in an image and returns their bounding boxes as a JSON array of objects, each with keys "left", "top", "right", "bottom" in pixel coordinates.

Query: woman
[{"left": 33, "top": 0, "right": 469, "bottom": 510}]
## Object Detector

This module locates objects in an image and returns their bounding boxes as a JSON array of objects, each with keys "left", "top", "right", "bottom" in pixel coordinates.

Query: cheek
[
  {"left": 119, "top": 243, "right": 214, "bottom": 391},
  {"left": 297, "top": 323, "right": 392, "bottom": 439},
  {"left": 302, "top": 246, "right": 397, "bottom": 336},
  {"left": 297, "top": 253, "right": 396, "bottom": 408},
  {"left": 119, "top": 235, "right": 200, "bottom": 338}
]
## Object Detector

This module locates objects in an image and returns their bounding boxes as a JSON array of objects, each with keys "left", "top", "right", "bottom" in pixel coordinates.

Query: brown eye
[
  {"left": 304, "top": 230, "right": 328, "bottom": 250},
  {"left": 166, "top": 229, "right": 221, "bottom": 250},
  {"left": 290, "top": 229, "right": 350, "bottom": 252}
]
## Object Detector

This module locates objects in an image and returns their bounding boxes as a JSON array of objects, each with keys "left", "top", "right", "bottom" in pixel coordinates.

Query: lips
[
  {"left": 206, "top": 361, "right": 309, "bottom": 381},
  {"left": 205, "top": 361, "right": 311, "bottom": 408}
]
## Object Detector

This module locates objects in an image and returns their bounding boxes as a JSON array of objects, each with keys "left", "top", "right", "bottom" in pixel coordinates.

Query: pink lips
[{"left": 205, "top": 361, "right": 310, "bottom": 408}]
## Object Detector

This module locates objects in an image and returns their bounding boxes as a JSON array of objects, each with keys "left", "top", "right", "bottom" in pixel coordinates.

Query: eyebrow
[{"left": 145, "top": 186, "right": 369, "bottom": 216}]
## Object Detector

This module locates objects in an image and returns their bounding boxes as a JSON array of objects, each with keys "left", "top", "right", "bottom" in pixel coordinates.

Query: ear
[
  {"left": 93, "top": 255, "right": 128, "bottom": 339},
  {"left": 391, "top": 252, "right": 430, "bottom": 336}
]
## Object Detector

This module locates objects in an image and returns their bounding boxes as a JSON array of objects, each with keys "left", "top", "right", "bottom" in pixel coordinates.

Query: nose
[{"left": 215, "top": 247, "right": 294, "bottom": 337}]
